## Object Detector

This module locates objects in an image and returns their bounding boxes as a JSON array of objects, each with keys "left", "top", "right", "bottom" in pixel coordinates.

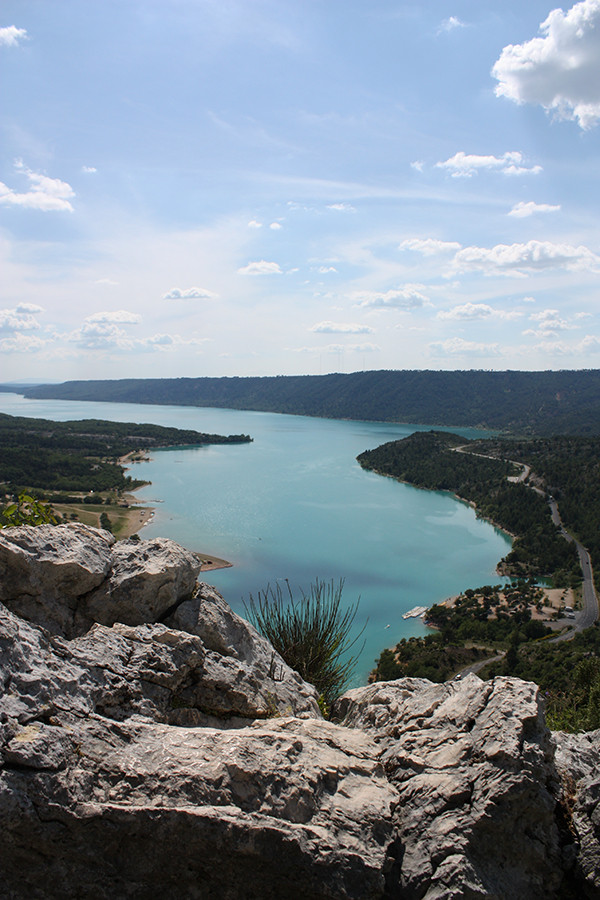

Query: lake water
[{"left": 0, "top": 392, "right": 511, "bottom": 684}]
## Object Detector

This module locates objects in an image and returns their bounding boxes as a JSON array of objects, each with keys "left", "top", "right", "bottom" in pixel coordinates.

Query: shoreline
[
  {"left": 366, "top": 467, "right": 517, "bottom": 551},
  {"left": 121, "top": 495, "right": 232, "bottom": 571}
]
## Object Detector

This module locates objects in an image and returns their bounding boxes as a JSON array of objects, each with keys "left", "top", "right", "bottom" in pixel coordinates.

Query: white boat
[{"left": 402, "top": 605, "right": 428, "bottom": 620}]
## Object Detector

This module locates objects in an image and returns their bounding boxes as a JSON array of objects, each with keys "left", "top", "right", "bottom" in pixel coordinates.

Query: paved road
[{"left": 548, "top": 497, "right": 599, "bottom": 638}]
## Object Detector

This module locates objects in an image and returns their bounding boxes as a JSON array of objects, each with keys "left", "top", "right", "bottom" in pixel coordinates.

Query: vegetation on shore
[
  {"left": 357, "top": 430, "right": 582, "bottom": 586},
  {"left": 484, "top": 624, "right": 600, "bottom": 732},
  {"left": 0, "top": 413, "right": 252, "bottom": 539},
  {"left": 364, "top": 429, "right": 600, "bottom": 732},
  {"left": 372, "top": 579, "right": 555, "bottom": 683}
]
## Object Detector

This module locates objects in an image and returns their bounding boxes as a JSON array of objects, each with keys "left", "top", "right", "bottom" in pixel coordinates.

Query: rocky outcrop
[{"left": 1, "top": 524, "right": 598, "bottom": 898}]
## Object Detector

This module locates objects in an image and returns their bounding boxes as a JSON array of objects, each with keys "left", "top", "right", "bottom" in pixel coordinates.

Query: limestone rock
[
  {"left": 334, "top": 676, "right": 564, "bottom": 899},
  {"left": 78, "top": 535, "right": 202, "bottom": 634},
  {"left": 0, "top": 523, "right": 114, "bottom": 635},
  {"left": 1, "top": 524, "right": 598, "bottom": 898},
  {"left": 1, "top": 714, "right": 397, "bottom": 899},
  {"left": 554, "top": 729, "right": 600, "bottom": 895},
  {"left": 0, "top": 524, "right": 202, "bottom": 638},
  {"left": 165, "top": 582, "right": 320, "bottom": 721}
]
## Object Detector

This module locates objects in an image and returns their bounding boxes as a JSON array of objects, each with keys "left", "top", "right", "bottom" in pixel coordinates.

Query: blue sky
[{"left": 1, "top": 0, "right": 600, "bottom": 381}]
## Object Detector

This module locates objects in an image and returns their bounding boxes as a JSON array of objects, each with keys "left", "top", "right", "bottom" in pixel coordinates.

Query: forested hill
[{"left": 9, "top": 368, "right": 600, "bottom": 435}]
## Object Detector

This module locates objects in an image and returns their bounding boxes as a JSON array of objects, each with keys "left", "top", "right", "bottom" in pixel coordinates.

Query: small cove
[{"left": 0, "top": 393, "right": 512, "bottom": 684}]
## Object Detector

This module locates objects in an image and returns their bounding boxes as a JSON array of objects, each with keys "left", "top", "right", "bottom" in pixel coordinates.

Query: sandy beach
[{"left": 120, "top": 502, "right": 232, "bottom": 570}]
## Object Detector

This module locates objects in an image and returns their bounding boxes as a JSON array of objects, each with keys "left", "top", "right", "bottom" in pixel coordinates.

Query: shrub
[
  {"left": 245, "top": 578, "right": 365, "bottom": 710},
  {"left": 0, "top": 492, "right": 57, "bottom": 528}
]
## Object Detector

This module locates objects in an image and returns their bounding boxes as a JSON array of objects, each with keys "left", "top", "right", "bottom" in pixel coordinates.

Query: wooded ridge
[{"left": 8, "top": 368, "right": 600, "bottom": 435}]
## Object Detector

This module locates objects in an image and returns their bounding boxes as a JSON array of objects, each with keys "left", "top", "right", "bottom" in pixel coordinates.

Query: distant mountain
[{"left": 12, "top": 369, "right": 600, "bottom": 435}]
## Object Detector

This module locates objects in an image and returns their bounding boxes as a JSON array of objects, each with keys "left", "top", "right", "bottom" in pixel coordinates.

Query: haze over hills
[{"left": 10, "top": 369, "right": 600, "bottom": 436}]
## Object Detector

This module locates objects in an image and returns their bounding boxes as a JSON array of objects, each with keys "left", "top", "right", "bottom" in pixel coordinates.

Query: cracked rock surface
[{"left": 1, "top": 525, "right": 598, "bottom": 898}]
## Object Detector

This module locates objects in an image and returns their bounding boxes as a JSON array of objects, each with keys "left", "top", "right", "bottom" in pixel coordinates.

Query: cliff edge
[{"left": 1, "top": 524, "right": 598, "bottom": 899}]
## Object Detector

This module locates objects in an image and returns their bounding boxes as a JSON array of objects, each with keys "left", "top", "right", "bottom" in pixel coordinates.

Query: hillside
[{"left": 8, "top": 368, "right": 600, "bottom": 435}]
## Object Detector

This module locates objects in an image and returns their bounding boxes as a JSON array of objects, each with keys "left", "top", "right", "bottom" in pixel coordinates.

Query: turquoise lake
[{"left": 0, "top": 393, "right": 511, "bottom": 684}]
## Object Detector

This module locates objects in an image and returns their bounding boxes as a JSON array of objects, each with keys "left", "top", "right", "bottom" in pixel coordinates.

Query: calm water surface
[{"left": 0, "top": 393, "right": 511, "bottom": 683}]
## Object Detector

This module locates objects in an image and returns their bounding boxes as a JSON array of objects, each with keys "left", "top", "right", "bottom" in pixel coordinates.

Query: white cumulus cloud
[
  {"left": 163, "top": 287, "right": 218, "bottom": 301},
  {"left": 87, "top": 310, "right": 141, "bottom": 324},
  {"left": 0, "top": 26, "right": 28, "bottom": 47},
  {"left": 493, "top": 0, "right": 600, "bottom": 129},
  {"left": 0, "top": 334, "right": 46, "bottom": 353},
  {"left": 437, "top": 302, "right": 522, "bottom": 321},
  {"left": 399, "top": 238, "right": 462, "bottom": 256},
  {"left": 508, "top": 201, "right": 561, "bottom": 218},
  {"left": 0, "top": 304, "right": 43, "bottom": 334},
  {"left": 311, "top": 321, "right": 375, "bottom": 334},
  {"left": 0, "top": 163, "right": 75, "bottom": 212},
  {"left": 451, "top": 239, "right": 600, "bottom": 276},
  {"left": 353, "top": 286, "right": 429, "bottom": 309},
  {"left": 436, "top": 151, "right": 541, "bottom": 177},
  {"left": 524, "top": 308, "right": 575, "bottom": 337},
  {"left": 237, "top": 260, "right": 282, "bottom": 275}
]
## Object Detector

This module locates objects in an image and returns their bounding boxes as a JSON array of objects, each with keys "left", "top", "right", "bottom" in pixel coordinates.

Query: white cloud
[
  {"left": 508, "top": 201, "right": 561, "bottom": 218},
  {"left": 87, "top": 310, "right": 141, "bottom": 324},
  {"left": 163, "top": 286, "right": 218, "bottom": 301},
  {"left": 269, "top": 222, "right": 283, "bottom": 230},
  {"left": 237, "top": 259, "right": 282, "bottom": 275},
  {"left": 524, "top": 308, "right": 574, "bottom": 337},
  {"left": 533, "top": 334, "right": 600, "bottom": 355},
  {"left": 317, "top": 265, "right": 337, "bottom": 273},
  {"left": 15, "top": 302, "right": 44, "bottom": 314},
  {"left": 437, "top": 16, "right": 466, "bottom": 34},
  {"left": 0, "top": 305, "right": 43, "bottom": 334},
  {"left": 0, "top": 163, "right": 75, "bottom": 212},
  {"left": 311, "top": 321, "right": 375, "bottom": 334},
  {"left": 68, "top": 311, "right": 204, "bottom": 353},
  {"left": 353, "top": 285, "right": 429, "bottom": 309},
  {"left": 399, "top": 238, "right": 462, "bottom": 256},
  {"left": 82, "top": 166, "right": 97, "bottom": 174},
  {"left": 493, "top": 0, "right": 600, "bottom": 129},
  {"left": 429, "top": 337, "right": 502, "bottom": 357},
  {"left": 451, "top": 239, "right": 600, "bottom": 275},
  {"left": 437, "top": 302, "right": 522, "bottom": 321},
  {"left": 410, "top": 160, "right": 424, "bottom": 172},
  {"left": 435, "top": 151, "right": 541, "bottom": 177},
  {"left": 0, "top": 26, "right": 28, "bottom": 47},
  {"left": 248, "top": 220, "right": 262, "bottom": 228},
  {"left": 0, "top": 334, "right": 46, "bottom": 353},
  {"left": 326, "top": 203, "right": 356, "bottom": 212},
  {"left": 578, "top": 334, "right": 600, "bottom": 352}
]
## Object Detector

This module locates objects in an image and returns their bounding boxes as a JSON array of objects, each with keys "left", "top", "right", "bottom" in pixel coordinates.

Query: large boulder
[
  {"left": 554, "top": 729, "right": 600, "bottom": 894},
  {"left": 334, "top": 676, "right": 565, "bottom": 899},
  {"left": 0, "top": 524, "right": 202, "bottom": 638},
  {"left": 1, "top": 525, "right": 598, "bottom": 898},
  {"left": 0, "top": 523, "right": 114, "bottom": 635}
]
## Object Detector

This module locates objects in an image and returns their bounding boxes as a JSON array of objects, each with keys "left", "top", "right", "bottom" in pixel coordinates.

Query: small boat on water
[{"left": 402, "top": 605, "right": 428, "bottom": 620}]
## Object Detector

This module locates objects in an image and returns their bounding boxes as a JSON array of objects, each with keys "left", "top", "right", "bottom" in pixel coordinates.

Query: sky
[{"left": 1, "top": 0, "right": 600, "bottom": 381}]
